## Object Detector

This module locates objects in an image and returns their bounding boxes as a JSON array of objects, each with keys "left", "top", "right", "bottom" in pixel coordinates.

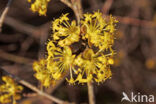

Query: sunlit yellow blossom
[
  {"left": 81, "top": 11, "right": 118, "bottom": 51},
  {"left": 33, "top": 11, "right": 117, "bottom": 86},
  {"left": 105, "top": 15, "right": 118, "bottom": 33},
  {"left": 0, "top": 76, "right": 23, "bottom": 104},
  {"left": 66, "top": 77, "right": 75, "bottom": 85},
  {"left": 52, "top": 14, "right": 80, "bottom": 47},
  {"left": 28, "top": 0, "right": 51, "bottom": 16},
  {"left": 46, "top": 43, "right": 76, "bottom": 82},
  {"left": 33, "top": 59, "right": 53, "bottom": 87},
  {"left": 108, "top": 58, "right": 114, "bottom": 65},
  {"left": 74, "top": 48, "right": 113, "bottom": 84}
]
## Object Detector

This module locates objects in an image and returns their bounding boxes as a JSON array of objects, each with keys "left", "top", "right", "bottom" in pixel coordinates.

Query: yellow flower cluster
[
  {"left": 81, "top": 13, "right": 117, "bottom": 50},
  {"left": 0, "top": 76, "right": 23, "bottom": 104},
  {"left": 33, "top": 11, "right": 118, "bottom": 86},
  {"left": 52, "top": 14, "right": 80, "bottom": 47},
  {"left": 28, "top": 0, "right": 50, "bottom": 16}
]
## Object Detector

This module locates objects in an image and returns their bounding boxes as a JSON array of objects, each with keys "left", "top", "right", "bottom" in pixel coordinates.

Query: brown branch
[
  {"left": 0, "top": 0, "right": 13, "bottom": 32},
  {"left": 23, "top": 93, "right": 38, "bottom": 97},
  {"left": 60, "top": 0, "right": 83, "bottom": 23},
  {"left": 3, "top": 17, "right": 52, "bottom": 40},
  {"left": 89, "top": 0, "right": 99, "bottom": 10},
  {"left": 0, "top": 49, "right": 34, "bottom": 64},
  {"left": 46, "top": 77, "right": 65, "bottom": 94},
  {"left": 103, "top": 15, "right": 156, "bottom": 28},
  {"left": 60, "top": 0, "right": 72, "bottom": 8},
  {"left": 45, "top": 72, "right": 70, "bottom": 94},
  {"left": 115, "top": 15, "right": 156, "bottom": 28},
  {"left": 87, "top": 81, "right": 95, "bottom": 104},
  {"left": 19, "top": 37, "right": 34, "bottom": 55},
  {"left": 4, "top": 17, "right": 39, "bottom": 38},
  {"left": 0, "top": 34, "right": 22, "bottom": 43},
  {"left": 0, "top": 67, "right": 72, "bottom": 104},
  {"left": 0, "top": 44, "right": 17, "bottom": 51},
  {"left": 102, "top": 0, "right": 113, "bottom": 14},
  {"left": 77, "top": 0, "right": 83, "bottom": 17}
]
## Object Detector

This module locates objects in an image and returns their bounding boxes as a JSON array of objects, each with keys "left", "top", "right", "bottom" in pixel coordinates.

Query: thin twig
[
  {"left": 46, "top": 72, "right": 69, "bottom": 94},
  {"left": 0, "top": 0, "right": 13, "bottom": 32},
  {"left": 60, "top": 0, "right": 82, "bottom": 23},
  {"left": 77, "top": 0, "right": 83, "bottom": 17},
  {"left": 0, "top": 34, "right": 22, "bottom": 43},
  {"left": 60, "top": 0, "right": 72, "bottom": 8},
  {"left": 89, "top": 0, "right": 99, "bottom": 10},
  {"left": 0, "top": 44, "right": 17, "bottom": 51},
  {"left": 115, "top": 15, "right": 156, "bottom": 28},
  {"left": 19, "top": 80, "right": 67, "bottom": 104},
  {"left": 0, "top": 49, "right": 34, "bottom": 64},
  {"left": 19, "top": 37, "right": 34, "bottom": 55},
  {"left": 3, "top": 17, "right": 52, "bottom": 40},
  {"left": 4, "top": 17, "right": 38, "bottom": 38},
  {"left": 87, "top": 81, "right": 95, "bottom": 104},
  {"left": 102, "top": 0, "right": 113, "bottom": 14},
  {"left": 103, "top": 15, "right": 156, "bottom": 28},
  {"left": 0, "top": 67, "right": 71, "bottom": 104},
  {"left": 23, "top": 93, "right": 38, "bottom": 97}
]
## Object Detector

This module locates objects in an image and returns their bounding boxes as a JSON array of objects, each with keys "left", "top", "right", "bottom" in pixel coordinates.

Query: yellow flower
[
  {"left": 46, "top": 42, "right": 75, "bottom": 71},
  {"left": 74, "top": 48, "right": 113, "bottom": 84},
  {"left": 52, "top": 14, "right": 80, "bottom": 47},
  {"left": 28, "top": 0, "right": 51, "bottom": 16},
  {"left": 32, "top": 11, "right": 117, "bottom": 86},
  {"left": 47, "top": 44, "right": 76, "bottom": 82},
  {"left": 108, "top": 58, "right": 114, "bottom": 65},
  {"left": 95, "top": 68, "right": 112, "bottom": 83},
  {"left": 46, "top": 41, "right": 61, "bottom": 58},
  {"left": 81, "top": 12, "right": 118, "bottom": 52},
  {"left": 0, "top": 76, "right": 23, "bottom": 104},
  {"left": 52, "top": 72, "right": 61, "bottom": 80},
  {"left": 66, "top": 77, "right": 75, "bottom": 85},
  {"left": 83, "top": 13, "right": 92, "bottom": 23},
  {"left": 33, "top": 59, "right": 54, "bottom": 87},
  {"left": 105, "top": 15, "right": 118, "bottom": 33}
]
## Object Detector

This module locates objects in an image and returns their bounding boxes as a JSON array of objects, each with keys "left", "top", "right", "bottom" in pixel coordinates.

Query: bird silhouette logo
[{"left": 121, "top": 92, "right": 131, "bottom": 102}]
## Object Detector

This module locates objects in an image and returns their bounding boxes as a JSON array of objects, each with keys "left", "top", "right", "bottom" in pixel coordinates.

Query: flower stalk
[{"left": 87, "top": 81, "right": 95, "bottom": 104}]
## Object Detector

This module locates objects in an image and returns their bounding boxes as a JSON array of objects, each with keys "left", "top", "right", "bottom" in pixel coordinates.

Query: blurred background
[{"left": 0, "top": 0, "right": 156, "bottom": 104}]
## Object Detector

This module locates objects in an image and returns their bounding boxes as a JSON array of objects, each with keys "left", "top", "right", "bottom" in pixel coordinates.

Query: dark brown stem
[
  {"left": 0, "top": 49, "right": 34, "bottom": 64},
  {"left": 0, "top": 0, "right": 13, "bottom": 32},
  {"left": 87, "top": 81, "right": 95, "bottom": 104},
  {"left": 60, "top": 0, "right": 83, "bottom": 24}
]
